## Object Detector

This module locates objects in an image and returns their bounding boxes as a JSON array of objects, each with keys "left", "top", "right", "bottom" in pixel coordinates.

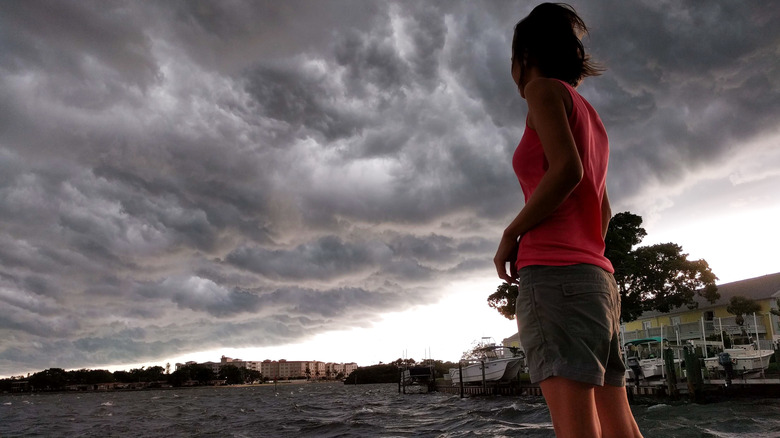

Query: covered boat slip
[
  {"left": 399, "top": 364, "right": 436, "bottom": 394},
  {"left": 621, "top": 312, "right": 779, "bottom": 381}
]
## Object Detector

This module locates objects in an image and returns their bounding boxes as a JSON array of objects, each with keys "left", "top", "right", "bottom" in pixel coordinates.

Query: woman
[{"left": 493, "top": 4, "right": 643, "bottom": 438}]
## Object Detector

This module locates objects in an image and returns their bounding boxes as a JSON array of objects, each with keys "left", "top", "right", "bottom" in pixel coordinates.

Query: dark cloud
[
  {"left": 225, "top": 235, "right": 392, "bottom": 281},
  {"left": 1, "top": 1, "right": 778, "bottom": 375}
]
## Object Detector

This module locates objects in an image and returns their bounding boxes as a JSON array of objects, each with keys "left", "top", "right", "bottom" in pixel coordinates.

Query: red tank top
[{"left": 512, "top": 79, "right": 614, "bottom": 273}]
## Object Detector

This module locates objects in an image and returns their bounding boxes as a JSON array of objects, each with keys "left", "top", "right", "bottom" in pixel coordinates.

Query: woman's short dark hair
[{"left": 512, "top": 3, "right": 603, "bottom": 86}]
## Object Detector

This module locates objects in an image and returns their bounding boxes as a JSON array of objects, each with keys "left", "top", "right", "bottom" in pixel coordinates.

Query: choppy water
[{"left": 1, "top": 383, "right": 779, "bottom": 437}]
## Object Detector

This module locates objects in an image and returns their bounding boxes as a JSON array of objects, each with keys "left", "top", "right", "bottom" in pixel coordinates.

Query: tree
[
  {"left": 391, "top": 358, "right": 417, "bottom": 367},
  {"left": 144, "top": 366, "right": 166, "bottom": 382},
  {"left": 343, "top": 364, "right": 398, "bottom": 385},
  {"left": 242, "top": 368, "right": 262, "bottom": 383},
  {"left": 487, "top": 282, "right": 519, "bottom": 320},
  {"left": 486, "top": 212, "right": 720, "bottom": 322},
  {"left": 192, "top": 365, "right": 216, "bottom": 384},
  {"left": 219, "top": 365, "right": 243, "bottom": 385},
  {"left": 28, "top": 368, "right": 68, "bottom": 391},
  {"left": 168, "top": 364, "right": 215, "bottom": 386},
  {"left": 726, "top": 295, "right": 761, "bottom": 328},
  {"left": 603, "top": 212, "right": 719, "bottom": 321}
]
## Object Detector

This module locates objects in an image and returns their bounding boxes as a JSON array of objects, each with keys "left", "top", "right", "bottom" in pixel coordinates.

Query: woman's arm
[{"left": 494, "top": 78, "right": 583, "bottom": 283}]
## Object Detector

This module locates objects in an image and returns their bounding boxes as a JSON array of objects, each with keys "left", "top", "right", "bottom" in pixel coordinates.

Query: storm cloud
[{"left": 1, "top": 1, "right": 779, "bottom": 375}]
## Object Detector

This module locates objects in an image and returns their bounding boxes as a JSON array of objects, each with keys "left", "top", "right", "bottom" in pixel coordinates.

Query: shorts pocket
[
  {"left": 561, "top": 281, "right": 612, "bottom": 337},
  {"left": 562, "top": 281, "right": 609, "bottom": 296}
]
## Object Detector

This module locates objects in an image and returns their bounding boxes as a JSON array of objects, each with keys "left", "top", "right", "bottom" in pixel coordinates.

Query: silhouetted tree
[
  {"left": 70, "top": 369, "right": 114, "bottom": 385},
  {"left": 28, "top": 368, "right": 67, "bottom": 391},
  {"left": 487, "top": 282, "right": 518, "bottom": 320},
  {"left": 344, "top": 364, "right": 398, "bottom": 385},
  {"left": 606, "top": 212, "right": 720, "bottom": 321},
  {"left": 219, "top": 365, "right": 243, "bottom": 385},
  {"left": 242, "top": 368, "right": 261, "bottom": 383},
  {"left": 168, "top": 364, "right": 215, "bottom": 386}
]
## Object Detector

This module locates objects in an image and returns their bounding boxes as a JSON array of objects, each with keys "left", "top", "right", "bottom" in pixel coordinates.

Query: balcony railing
[{"left": 623, "top": 315, "right": 771, "bottom": 345}]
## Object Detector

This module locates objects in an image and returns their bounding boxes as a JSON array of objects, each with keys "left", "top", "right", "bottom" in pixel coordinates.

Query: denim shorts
[{"left": 515, "top": 264, "right": 626, "bottom": 387}]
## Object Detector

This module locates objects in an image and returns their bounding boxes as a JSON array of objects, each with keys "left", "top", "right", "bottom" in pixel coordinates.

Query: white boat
[
  {"left": 623, "top": 337, "right": 681, "bottom": 380},
  {"left": 703, "top": 345, "right": 775, "bottom": 374},
  {"left": 449, "top": 338, "right": 526, "bottom": 385}
]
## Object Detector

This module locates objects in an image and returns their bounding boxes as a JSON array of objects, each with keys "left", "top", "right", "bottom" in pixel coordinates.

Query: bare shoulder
[
  {"left": 525, "top": 78, "right": 572, "bottom": 128},
  {"left": 524, "top": 78, "right": 569, "bottom": 104}
]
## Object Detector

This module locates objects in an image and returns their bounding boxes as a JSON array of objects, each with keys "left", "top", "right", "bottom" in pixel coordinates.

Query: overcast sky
[{"left": 1, "top": 0, "right": 779, "bottom": 377}]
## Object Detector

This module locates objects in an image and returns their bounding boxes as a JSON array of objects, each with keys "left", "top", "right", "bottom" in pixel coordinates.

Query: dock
[
  {"left": 401, "top": 345, "right": 780, "bottom": 401},
  {"left": 432, "top": 379, "right": 780, "bottom": 400},
  {"left": 429, "top": 377, "right": 780, "bottom": 401}
]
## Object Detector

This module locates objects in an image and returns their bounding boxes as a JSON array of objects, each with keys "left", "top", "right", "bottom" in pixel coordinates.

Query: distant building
[
  {"left": 176, "top": 357, "right": 359, "bottom": 380},
  {"left": 175, "top": 361, "right": 199, "bottom": 371},
  {"left": 502, "top": 332, "right": 521, "bottom": 350}
]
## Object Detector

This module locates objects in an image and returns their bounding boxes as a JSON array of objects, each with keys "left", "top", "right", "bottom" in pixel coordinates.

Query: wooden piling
[
  {"left": 664, "top": 347, "right": 679, "bottom": 399},
  {"left": 481, "top": 361, "right": 486, "bottom": 393},
  {"left": 458, "top": 362, "right": 464, "bottom": 398}
]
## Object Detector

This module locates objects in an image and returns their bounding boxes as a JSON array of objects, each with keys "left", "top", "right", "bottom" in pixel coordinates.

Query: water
[{"left": 2, "top": 383, "right": 779, "bottom": 437}]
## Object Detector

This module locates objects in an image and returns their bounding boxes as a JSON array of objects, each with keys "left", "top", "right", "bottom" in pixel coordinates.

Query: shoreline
[{"left": 1, "top": 379, "right": 343, "bottom": 396}]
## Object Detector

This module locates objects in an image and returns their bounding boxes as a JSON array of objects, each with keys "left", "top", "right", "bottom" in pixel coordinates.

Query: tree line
[
  {"left": 343, "top": 359, "right": 460, "bottom": 385},
  {"left": 1, "top": 363, "right": 263, "bottom": 392}
]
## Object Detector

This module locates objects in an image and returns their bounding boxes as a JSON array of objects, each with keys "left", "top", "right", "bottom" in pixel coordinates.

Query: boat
[
  {"left": 623, "top": 337, "right": 681, "bottom": 380},
  {"left": 449, "top": 338, "right": 526, "bottom": 385},
  {"left": 702, "top": 344, "right": 775, "bottom": 374}
]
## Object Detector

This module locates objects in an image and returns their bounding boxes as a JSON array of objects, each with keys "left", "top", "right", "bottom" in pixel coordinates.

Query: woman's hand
[{"left": 493, "top": 233, "right": 519, "bottom": 284}]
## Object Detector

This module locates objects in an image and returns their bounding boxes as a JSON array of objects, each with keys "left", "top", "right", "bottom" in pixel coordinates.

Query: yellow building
[{"left": 622, "top": 272, "right": 780, "bottom": 349}]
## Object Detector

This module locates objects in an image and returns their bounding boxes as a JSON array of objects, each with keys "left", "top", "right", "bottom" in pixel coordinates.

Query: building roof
[{"left": 637, "top": 272, "right": 780, "bottom": 319}]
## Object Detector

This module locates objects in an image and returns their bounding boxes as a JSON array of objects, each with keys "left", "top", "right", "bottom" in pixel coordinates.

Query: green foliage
[
  {"left": 487, "top": 282, "right": 518, "bottom": 321},
  {"left": 219, "top": 365, "right": 243, "bottom": 384},
  {"left": 605, "top": 212, "right": 719, "bottom": 322},
  {"left": 25, "top": 367, "right": 115, "bottom": 391},
  {"left": 391, "top": 358, "right": 417, "bottom": 367},
  {"left": 726, "top": 295, "right": 762, "bottom": 326},
  {"left": 2, "top": 364, "right": 211, "bottom": 392},
  {"left": 114, "top": 366, "right": 166, "bottom": 383},
  {"left": 243, "top": 368, "right": 262, "bottom": 383},
  {"left": 28, "top": 368, "right": 68, "bottom": 391},
  {"left": 168, "top": 364, "right": 216, "bottom": 387},
  {"left": 343, "top": 364, "right": 399, "bottom": 385},
  {"left": 217, "top": 365, "right": 260, "bottom": 384}
]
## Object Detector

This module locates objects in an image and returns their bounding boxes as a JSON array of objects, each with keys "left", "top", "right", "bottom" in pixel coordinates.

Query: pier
[
  {"left": 427, "top": 346, "right": 780, "bottom": 401},
  {"left": 435, "top": 381, "right": 542, "bottom": 396},
  {"left": 432, "top": 378, "right": 780, "bottom": 400},
  {"left": 403, "top": 343, "right": 780, "bottom": 401}
]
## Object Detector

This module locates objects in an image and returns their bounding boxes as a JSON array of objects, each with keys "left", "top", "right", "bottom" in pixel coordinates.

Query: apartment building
[{"left": 178, "top": 357, "right": 359, "bottom": 380}]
